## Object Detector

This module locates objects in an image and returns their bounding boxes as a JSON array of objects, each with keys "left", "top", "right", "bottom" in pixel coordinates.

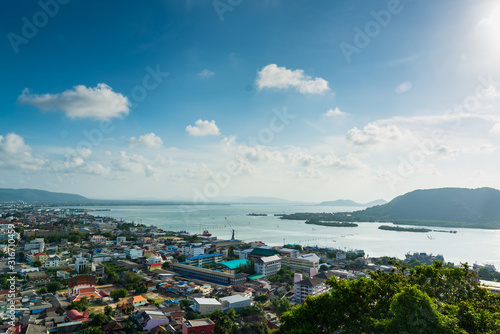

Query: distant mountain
[
  {"left": 0, "top": 188, "right": 89, "bottom": 203},
  {"left": 354, "top": 187, "right": 500, "bottom": 225},
  {"left": 318, "top": 199, "right": 387, "bottom": 207}
]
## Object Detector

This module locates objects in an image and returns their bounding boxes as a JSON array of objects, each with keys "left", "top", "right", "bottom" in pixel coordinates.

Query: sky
[{"left": 1, "top": 0, "right": 500, "bottom": 203}]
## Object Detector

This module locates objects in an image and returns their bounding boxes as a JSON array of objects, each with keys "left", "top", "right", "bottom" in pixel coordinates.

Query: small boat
[{"left": 202, "top": 230, "right": 212, "bottom": 237}]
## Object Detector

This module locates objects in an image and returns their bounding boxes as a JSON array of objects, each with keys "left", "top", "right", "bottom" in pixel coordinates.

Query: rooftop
[
  {"left": 194, "top": 298, "right": 221, "bottom": 306},
  {"left": 250, "top": 248, "right": 280, "bottom": 257},
  {"left": 217, "top": 259, "right": 251, "bottom": 270},
  {"left": 186, "top": 253, "right": 223, "bottom": 261},
  {"left": 184, "top": 319, "right": 215, "bottom": 327}
]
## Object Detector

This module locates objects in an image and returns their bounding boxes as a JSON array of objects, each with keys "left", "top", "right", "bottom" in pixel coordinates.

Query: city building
[
  {"left": 255, "top": 255, "right": 281, "bottom": 277},
  {"left": 185, "top": 253, "right": 223, "bottom": 267},
  {"left": 74, "top": 254, "right": 88, "bottom": 273},
  {"left": 171, "top": 263, "right": 248, "bottom": 286},
  {"left": 125, "top": 247, "right": 144, "bottom": 259},
  {"left": 219, "top": 295, "right": 252, "bottom": 312},
  {"left": 182, "top": 319, "right": 215, "bottom": 334},
  {"left": 193, "top": 298, "right": 222, "bottom": 315},
  {"left": 282, "top": 253, "right": 320, "bottom": 272},
  {"left": 294, "top": 270, "right": 336, "bottom": 303},
  {"left": 182, "top": 245, "right": 205, "bottom": 258}
]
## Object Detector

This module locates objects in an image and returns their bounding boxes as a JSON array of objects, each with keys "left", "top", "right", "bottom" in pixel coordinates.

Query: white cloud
[
  {"left": 347, "top": 124, "right": 404, "bottom": 146},
  {"left": 18, "top": 83, "right": 130, "bottom": 120},
  {"left": 395, "top": 81, "right": 412, "bottom": 94},
  {"left": 490, "top": 123, "right": 500, "bottom": 135},
  {"left": 256, "top": 64, "right": 330, "bottom": 94},
  {"left": 0, "top": 133, "right": 46, "bottom": 170},
  {"left": 128, "top": 133, "right": 164, "bottom": 148},
  {"left": 199, "top": 69, "right": 214, "bottom": 78},
  {"left": 112, "top": 151, "right": 147, "bottom": 174},
  {"left": 288, "top": 151, "right": 366, "bottom": 170},
  {"left": 322, "top": 107, "right": 347, "bottom": 118},
  {"left": 0, "top": 132, "right": 30, "bottom": 154},
  {"left": 186, "top": 120, "right": 220, "bottom": 136}
]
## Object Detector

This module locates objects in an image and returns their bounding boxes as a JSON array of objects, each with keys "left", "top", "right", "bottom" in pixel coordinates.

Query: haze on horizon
[{"left": 1, "top": 0, "right": 500, "bottom": 203}]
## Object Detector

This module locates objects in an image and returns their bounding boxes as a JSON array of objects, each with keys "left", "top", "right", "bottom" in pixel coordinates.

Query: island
[{"left": 378, "top": 225, "right": 431, "bottom": 233}]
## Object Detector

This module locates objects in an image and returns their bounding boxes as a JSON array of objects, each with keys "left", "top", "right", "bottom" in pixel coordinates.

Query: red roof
[
  {"left": 150, "top": 263, "right": 161, "bottom": 267},
  {"left": 35, "top": 252, "right": 46, "bottom": 256},
  {"left": 99, "top": 290, "right": 109, "bottom": 297}
]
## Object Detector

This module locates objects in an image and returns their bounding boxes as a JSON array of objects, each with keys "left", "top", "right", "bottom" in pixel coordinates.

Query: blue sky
[{"left": 1, "top": 0, "right": 500, "bottom": 202}]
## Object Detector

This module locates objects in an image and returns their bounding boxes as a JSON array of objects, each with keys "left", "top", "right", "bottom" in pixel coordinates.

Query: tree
[
  {"left": 277, "top": 262, "right": 500, "bottom": 333},
  {"left": 89, "top": 313, "right": 110, "bottom": 327},
  {"left": 81, "top": 326, "right": 102, "bottom": 334},
  {"left": 254, "top": 295, "right": 269, "bottom": 303},
  {"left": 33, "top": 260, "right": 42, "bottom": 267},
  {"left": 104, "top": 305, "right": 113, "bottom": 316},
  {"left": 110, "top": 288, "right": 128, "bottom": 300},
  {"left": 47, "top": 282, "right": 62, "bottom": 293},
  {"left": 136, "top": 284, "right": 148, "bottom": 294},
  {"left": 37, "top": 287, "right": 47, "bottom": 294},
  {"left": 276, "top": 298, "right": 291, "bottom": 318},
  {"left": 208, "top": 309, "right": 235, "bottom": 334},
  {"left": 180, "top": 299, "right": 193, "bottom": 311}
]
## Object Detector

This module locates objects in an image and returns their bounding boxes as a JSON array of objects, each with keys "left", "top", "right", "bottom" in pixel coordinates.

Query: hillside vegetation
[{"left": 282, "top": 188, "right": 500, "bottom": 229}]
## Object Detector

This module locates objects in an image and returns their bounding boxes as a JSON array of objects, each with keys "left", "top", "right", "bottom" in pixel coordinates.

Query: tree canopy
[{"left": 275, "top": 262, "right": 500, "bottom": 333}]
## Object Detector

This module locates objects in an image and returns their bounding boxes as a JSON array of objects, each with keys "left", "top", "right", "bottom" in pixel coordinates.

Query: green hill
[
  {"left": 354, "top": 187, "right": 500, "bottom": 228},
  {"left": 0, "top": 188, "right": 89, "bottom": 203}
]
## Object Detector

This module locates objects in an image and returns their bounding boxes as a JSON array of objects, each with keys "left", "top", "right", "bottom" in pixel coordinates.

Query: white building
[
  {"left": 193, "top": 298, "right": 222, "bottom": 315},
  {"left": 125, "top": 248, "right": 143, "bottom": 259},
  {"left": 74, "top": 254, "right": 88, "bottom": 273},
  {"left": 146, "top": 256, "right": 162, "bottom": 265},
  {"left": 255, "top": 255, "right": 281, "bottom": 277},
  {"left": 24, "top": 239, "right": 45, "bottom": 252},
  {"left": 182, "top": 245, "right": 204, "bottom": 258},
  {"left": 282, "top": 253, "right": 320, "bottom": 272},
  {"left": 294, "top": 271, "right": 337, "bottom": 303},
  {"left": 90, "top": 235, "right": 107, "bottom": 244},
  {"left": 279, "top": 248, "right": 300, "bottom": 258},
  {"left": 44, "top": 255, "right": 61, "bottom": 268},
  {"left": 116, "top": 236, "right": 126, "bottom": 243},
  {"left": 219, "top": 295, "right": 252, "bottom": 312}
]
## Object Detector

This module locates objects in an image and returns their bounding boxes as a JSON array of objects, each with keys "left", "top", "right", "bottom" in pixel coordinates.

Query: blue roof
[
  {"left": 218, "top": 259, "right": 251, "bottom": 270},
  {"left": 186, "top": 253, "right": 223, "bottom": 260}
]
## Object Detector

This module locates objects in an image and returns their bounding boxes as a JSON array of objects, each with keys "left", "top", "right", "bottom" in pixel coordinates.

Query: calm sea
[{"left": 75, "top": 204, "right": 500, "bottom": 268}]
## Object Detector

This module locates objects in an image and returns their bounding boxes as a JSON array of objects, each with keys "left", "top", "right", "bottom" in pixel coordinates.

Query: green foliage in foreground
[{"left": 275, "top": 262, "right": 500, "bottom": 333}]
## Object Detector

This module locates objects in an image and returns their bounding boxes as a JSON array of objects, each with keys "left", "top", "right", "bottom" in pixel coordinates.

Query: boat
[{"left": 202, "top": 230, "right": 212, "bottom": 237}]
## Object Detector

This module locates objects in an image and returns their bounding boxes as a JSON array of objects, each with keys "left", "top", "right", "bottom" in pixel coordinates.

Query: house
[
  {"left": 219, "top": 295, "right": 252, "bottom": 312},
  {"left": 44, "top": 255, "right": 61, "bottom": 268},
  {"left": 90, "top": 235, "right": 107, "bottom": 244},
  {"left": 192, "top": 298, "right": 222, "bottom": 315},
  {"left": 103, "top": 321, "right": 124, "bottom": 334},
  {"left": 125, "top": 247, "right": 143, "bottom": 259},
  {"left": 148, "top": 263, "right": 162, "bottom": 271},
  {"left": 254, "top": 255, "right": 281, "bottom": 277},
  {"left": 182, "top": 319, "right": 215, "bottom": 334},
  {"left": 128, "top": 295, "right": 148, "bottom": 308},
  {"left": 65, "top": 309, "right": 90, "bottom": 322},
  {"left": 136, "top": 309, "right": 170, "bottom": 331},
  {"left": 26, "top": 271, "right": 50, "bottom": 285}
]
